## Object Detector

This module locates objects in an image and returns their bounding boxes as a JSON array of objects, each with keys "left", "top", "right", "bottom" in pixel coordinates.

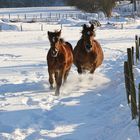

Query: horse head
[
  {"left": 82, "top": 24, "right": 95, "bottom": 53},
  {"left": 48, "top": 30, "right": 61, "bottom": 57}
]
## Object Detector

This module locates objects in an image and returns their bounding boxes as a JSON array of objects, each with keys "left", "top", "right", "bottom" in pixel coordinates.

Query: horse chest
[
  {"left": 48, "top": 54, "right": 65, "bottom": 68},
  {"left": 79, "top": 51, "right": 96, "bottom": 63}
]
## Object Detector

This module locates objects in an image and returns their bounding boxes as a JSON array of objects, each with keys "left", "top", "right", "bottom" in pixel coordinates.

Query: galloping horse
[
  {"left": 47, "top": 30, "right": 73, "bottom": 96},
  {"left": 73, "top": 24, "right": 104, "bottom": 74}
]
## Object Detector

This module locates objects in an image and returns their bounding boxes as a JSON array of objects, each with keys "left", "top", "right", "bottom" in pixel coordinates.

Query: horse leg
[
  {"left": 76, "top": 64, "right": 82, "bottom": 74},
  {"left": 90, "top": 65, "right": 96, "bottom": 74},
  {"left": 77, "top": 67, "right": 82, "bottom": 74},
  {"left": 63, "top": 68, "right": 70, "bottom": 84},
  {"left": 75, "top": 60, "right": 82, "bottom": 74},
  {"left": 48, "top": 70, "right": 54, "bottom": 89},
  {"left": 55, "top": 71, "right": 63, "bottom": 96}
]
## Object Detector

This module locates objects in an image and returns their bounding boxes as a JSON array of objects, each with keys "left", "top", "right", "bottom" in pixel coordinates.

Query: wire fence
[
  {"left": 0, "top": 9, "right": 139, "bottom": 32},
  {"left": 0, "top": 12, "right": 104, "bottom": 32},
  {"left": 124, "top": 35, "right": 140, "bottom": 132},
  {"left": 0, "top": 12, "right": 102, "bottom": 23}
]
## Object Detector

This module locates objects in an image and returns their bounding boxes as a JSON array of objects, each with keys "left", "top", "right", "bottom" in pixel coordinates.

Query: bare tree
[
  {"left": 67, "top": 0, "right": 99, "bottom": 12},
  {"left": 99, "top": 0, "right": 116, "bottom": 17},
  {"left": 66, "top": 0, "right": 116, "bottom": 17}
]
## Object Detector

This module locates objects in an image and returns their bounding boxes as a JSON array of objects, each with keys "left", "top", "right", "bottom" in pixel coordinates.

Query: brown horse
[
  {"left": 73, "top": 24, "right": 104, "bottom": 74},
  {"left": 47, "top": 30, "right": 73, "bottom": 96}
]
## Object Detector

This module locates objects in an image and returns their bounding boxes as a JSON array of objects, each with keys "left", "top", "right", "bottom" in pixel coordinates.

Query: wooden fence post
[
  {"left": 20, "top": 23, "right": 23, "bottom": 31},
  {"left": 50, "top": 13, "right": 51, "bottom": 19},
  {"left": 9, "top": 13, "right": 10, "bottom": 20},
  {"left": 127, "top": 48, "right": 132, "bottom": 71},
  {"left": 135, "top": 35, "right": 139, "bottom": 62},
  {"left": 132, "top": 46, "right": 134, "bottom": 65},
  {"left": 24, "top": 14, "right": 26, "bottom": 20},
  {"left": 40, "top": 13, "right": 42, "bottom": 19},
  {"left": 127, "top": 48, "right": 138, "bottom": 119},
  {"left": 41, "top": 24, "right": 43, "bottom": 31},
  {"left": 61, "top": 24, "right": 62, "bottom": 30},
  {"left": 135, "top": 35, "right": 138, "bottom": 41},
  {"left": 138, "top": 83, "right": 140, "bottom": 131},
  {"left": 124, "top": 61, "right": 131, "bottom": 104},
  {"left": 121, "top": 23, "right": 123, "bottom": 29},
  {"left": 17, "top": 15, "right": 19, "bottom": 21},
  {"left": 58, "top": 13, "right": 60, "bottom": 19}
]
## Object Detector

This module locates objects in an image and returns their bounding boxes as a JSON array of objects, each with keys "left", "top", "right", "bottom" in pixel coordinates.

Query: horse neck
[{"left": 57, "top": 40, "right": 65, "bottom": 52}]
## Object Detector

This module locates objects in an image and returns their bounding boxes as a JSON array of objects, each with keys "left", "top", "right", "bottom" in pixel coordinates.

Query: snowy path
[{"left": 0, "top": 24, "right": 140, "bottom": 140}]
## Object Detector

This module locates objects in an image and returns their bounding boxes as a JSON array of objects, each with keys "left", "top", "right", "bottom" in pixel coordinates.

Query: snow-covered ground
[{"left": 0, "top": 7, "right": 140, "bottom": 140}]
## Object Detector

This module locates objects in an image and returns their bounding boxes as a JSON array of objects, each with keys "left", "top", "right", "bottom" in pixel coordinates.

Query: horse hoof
[
  {"left": 77, "top": 70, "right": 82, "bottom": 74},
  {"left": 50, "top": 86, "right": 54, "bottom": 90},
  {"left": 55, "top": 91, "right": 60, "bottom": 96},
  {"left": 55, "top": 93, "right": 59, "bottom": 96}
]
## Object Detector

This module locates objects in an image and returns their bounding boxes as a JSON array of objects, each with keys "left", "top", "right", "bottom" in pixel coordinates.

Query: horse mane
[
  {"left": 53, "top": 30, "right": 65, "bottom": 43},
  {"left": 60, "top": 38, "right": 64, "bottom": 43},
  {"left": 77, "top": 38, "right": 84, "bottom": 48}
]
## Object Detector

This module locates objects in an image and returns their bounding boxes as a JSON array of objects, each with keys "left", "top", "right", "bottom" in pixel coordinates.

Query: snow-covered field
[{"left": 0, "top": 7, "right": 140, "bottom": 140}]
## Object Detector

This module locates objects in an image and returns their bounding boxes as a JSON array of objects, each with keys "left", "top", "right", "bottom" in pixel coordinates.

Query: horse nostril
[{"left": 86, "top": 45, "right": 91, "bottom": 50}]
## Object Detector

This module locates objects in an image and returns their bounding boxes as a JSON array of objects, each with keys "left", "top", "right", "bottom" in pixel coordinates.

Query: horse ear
[
  {"left": 58, "top": 30, "right": 61, "bottom": 36},
  {"left": 83, "top": 24, "right": 87, "bottom": 30},
  {"left": 90, "top": 24, "right": 95, "bottom": 31},
  {"left": 48, "top": 31, "right": 50, "bottom": 36},
  {"left": 59, "top": 29, "right": 61, "bottom": 34}
]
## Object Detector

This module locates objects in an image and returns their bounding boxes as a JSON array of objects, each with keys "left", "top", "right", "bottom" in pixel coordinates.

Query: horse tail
[{"left": 65, "top": 42, "right": 73, "bottom": 53}]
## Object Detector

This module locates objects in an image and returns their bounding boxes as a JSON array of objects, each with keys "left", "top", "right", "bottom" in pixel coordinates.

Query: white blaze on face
[
  {"left": 52, "top": 37, "right": 55, "bottom": 43},
  {"left": 87, "top": 31, "right": 90, "bottom": 35}
]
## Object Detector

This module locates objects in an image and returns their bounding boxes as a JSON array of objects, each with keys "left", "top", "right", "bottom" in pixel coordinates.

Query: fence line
[
  {"left": 138, "top": 84, "right": 140, "bottom": 131},
  {"left": 0, "top": 12, "right": 96, "bottom": 22},
  {"left": 124, "top": 35, "right": 140, "bottom": 132}
]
